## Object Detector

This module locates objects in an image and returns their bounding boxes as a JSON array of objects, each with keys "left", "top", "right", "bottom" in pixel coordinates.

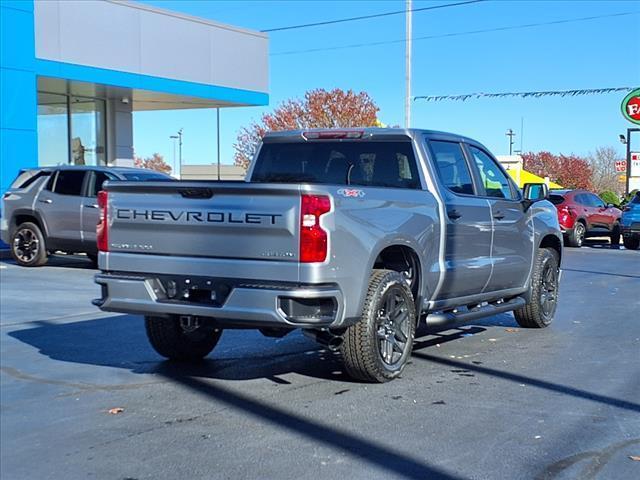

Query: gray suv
[{"left": 1, "top": 165, "right": 172, "bottom": 267}]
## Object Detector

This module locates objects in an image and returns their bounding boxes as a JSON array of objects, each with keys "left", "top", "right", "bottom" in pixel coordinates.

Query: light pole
[
  {"left": 169, "top": 135, "right": 177, "bottom": 176},
  {"left": 405, "top": 0, "right": 412, "bottom": 128},
  {"left": 170, "top": 128, "right": 183, "bottom": 179},
  {"left": 216, "top": 108, "right": 221, "bottom": 181},
  {"left": 506, "top": 129, "right": 516, "bottom": 155}
]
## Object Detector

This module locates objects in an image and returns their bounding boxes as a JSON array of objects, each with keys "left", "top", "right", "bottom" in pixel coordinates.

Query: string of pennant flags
[{"left": 414, "top": 86, "right": 637, "bottom": 102}]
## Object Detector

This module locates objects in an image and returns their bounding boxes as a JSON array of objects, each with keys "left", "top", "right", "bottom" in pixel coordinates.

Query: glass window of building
[
  {"left": 70, "top": 97, "right": 106, "bottom": 166},
  {"left": 37, "top": 92, "right": 69, "bottom": 167},
  {"left": 37, "top": 92, "right": 107, "bottom": 166}
]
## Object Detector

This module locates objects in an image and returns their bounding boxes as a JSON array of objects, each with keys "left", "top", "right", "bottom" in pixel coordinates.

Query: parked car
[
  {"left": 1, "top": 165, "right": 173, "bottom": 267},
  {"left": 548, "top": 189, "right": 622, "bottom": 247},
  {"left": 92, "top": 128, "right": 562, "bottom": 383},
  {"left": 621, "top": 191, "right": 640, "bottom": 250}
]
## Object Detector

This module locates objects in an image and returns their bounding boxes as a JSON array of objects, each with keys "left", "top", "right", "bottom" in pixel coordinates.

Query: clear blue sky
[{"left": 135, "top": 0, "right": 640, "bottom": 171}]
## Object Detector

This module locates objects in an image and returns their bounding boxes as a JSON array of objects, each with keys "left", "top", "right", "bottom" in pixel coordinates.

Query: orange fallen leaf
[
  {"left": 630, "top": 455, "right": 640, "bottom": 461},
  {"left": 505, "top": 328, "right": 519, "bottom": 333},
  {"left": 108, "top": 407, "right": 124, "bottom": 415}
]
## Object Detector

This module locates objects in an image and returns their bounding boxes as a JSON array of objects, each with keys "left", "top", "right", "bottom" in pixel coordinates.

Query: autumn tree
[
  {"left": 588, "top": 146, "right": 625, "bottom": 195},
  {"left": 522, "top": 151, "right": 593, "bottom": 190},
  {"left": 134, "top": 153, "right": 172, "bottom": 174},
  {"left": 234, "top": 88, "right": 380, "bottom": 170}
]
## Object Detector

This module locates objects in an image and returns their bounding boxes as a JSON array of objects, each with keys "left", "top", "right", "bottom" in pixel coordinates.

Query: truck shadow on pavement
[
  {"left": 7, "top": 313, "right": 499, "bottom": 383},
  {"left": 9, "top": 313, "right": 640, "bottom": 416}
]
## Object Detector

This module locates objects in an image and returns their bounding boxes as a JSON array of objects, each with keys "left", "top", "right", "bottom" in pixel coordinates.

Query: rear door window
[
  {"left": 428, "top": 140, "right": 474, "bottom": 195},
  {"left": 52, "top": 170, "right": 86, "bottom": 196},
  {"left": 549, "top": 194, "right": 565, "bottom": 205},
  {"left": 251, "top": 141, "right": 421, "bottom": 189},
  {"left": 10, "top": 170, "right": 50, "bottom": 189}
]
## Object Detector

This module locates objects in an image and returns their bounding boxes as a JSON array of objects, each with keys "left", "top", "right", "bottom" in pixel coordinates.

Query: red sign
[
  {"left": 615, "top": 160, "right": 626, "bottom": 172},
  {"left": 622, "top": 89, "right": 640, "bottom": 125}
]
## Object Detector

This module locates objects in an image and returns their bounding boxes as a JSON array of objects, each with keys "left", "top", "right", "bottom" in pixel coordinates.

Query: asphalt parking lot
[{"left": 1, "top": 243, "right": 639, "bottom": 480}]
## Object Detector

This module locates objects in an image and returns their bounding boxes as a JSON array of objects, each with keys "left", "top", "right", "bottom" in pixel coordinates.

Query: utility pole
[
  {"left": 405, "top": 0, "right": 412, "bottom": 128},
  {"left": 216, "top": 109, "right": 221, "bottom": 181},
  {"left": 506, "top": 128, "right": 516, "bottom": 155},
  {"left": 169, "top": 128, "right": 183, "bottom": 180}
]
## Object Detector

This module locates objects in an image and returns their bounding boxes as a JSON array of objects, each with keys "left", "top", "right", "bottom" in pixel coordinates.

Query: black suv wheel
[{"left": 11, "top": 222, "right": 48, "bottom": 267}]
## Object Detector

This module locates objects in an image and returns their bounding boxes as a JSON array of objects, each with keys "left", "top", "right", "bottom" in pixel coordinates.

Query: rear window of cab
[{"left": 251, "top": 141, "right": 421, "bottom": 189}]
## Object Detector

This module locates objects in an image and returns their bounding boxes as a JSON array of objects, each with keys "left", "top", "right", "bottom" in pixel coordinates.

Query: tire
[
  {"left": 610, "top": 223, "right": 621, "bottom": 245},
  {"left": 340, "top": 270, "right": 416, "bottom": 383},
  {"left": 87, "top": 253, "right": 98, "bottom": 268},
  {"left": 565, "top": 221, "right": 585, "bottom": 248},
  {"left": 514, "top": 248, "right": 560, "bottom": 328},
  {"left": 11, "top": 222, "right": 48, "bottom": 267},
  {"left": 623, "top": 236, "right": 640, "bottom": 250},
  {"left": 144, "top": 315, "right": 222, "bottom": 361}
]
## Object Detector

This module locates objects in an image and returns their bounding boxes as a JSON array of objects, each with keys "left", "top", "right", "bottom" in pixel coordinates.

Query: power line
[
  {"left": 414, "top": 87, "right": 636, "bottom": 102},
  {"left": 271, "top": 11, "right": 639, "bottom": 56},
  {"left": 261, "top": 0, "right": 485, "bottom": 32}
]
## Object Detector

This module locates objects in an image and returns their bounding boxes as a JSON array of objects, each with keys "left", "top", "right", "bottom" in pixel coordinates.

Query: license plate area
[{"left": 155, "top": 275, "right": 232, "bottom": 307}]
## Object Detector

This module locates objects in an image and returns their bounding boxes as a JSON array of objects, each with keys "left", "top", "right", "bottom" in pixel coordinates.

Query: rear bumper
[{"left": 93, "top": 272, "right": 348, "bottom": 329}]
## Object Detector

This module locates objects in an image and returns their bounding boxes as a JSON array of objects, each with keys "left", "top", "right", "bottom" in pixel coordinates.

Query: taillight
[
  {"left": 300, "top": 194, "right": 331, "bottom": 263},
  {"left": 559, "top": 205, "right": 576, "bottom": 217},
  {"left": 96, "top": 190, "right": 108, "bottom": 252}
]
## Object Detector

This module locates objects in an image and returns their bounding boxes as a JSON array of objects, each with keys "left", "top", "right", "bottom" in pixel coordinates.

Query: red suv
[{"left": 549, "top": 190, "right": 622, "bottom": 247}]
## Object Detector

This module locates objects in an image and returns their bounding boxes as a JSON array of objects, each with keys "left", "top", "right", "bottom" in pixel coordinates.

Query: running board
[{"left": 426, "top": 296, "right": 526, "bottom": 326}]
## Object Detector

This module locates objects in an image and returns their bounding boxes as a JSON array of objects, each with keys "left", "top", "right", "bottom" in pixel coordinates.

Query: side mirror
[
  {"left": 523, "top": 182, "right": 549, "bottom": 202},
  {"left": 606, "top": 203, "right": 616, "bottom": 209}
]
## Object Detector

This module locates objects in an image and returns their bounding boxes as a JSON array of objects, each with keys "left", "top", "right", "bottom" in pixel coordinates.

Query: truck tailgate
[{"left": 103, "top": 182, "right": 301, "bottom": 261}]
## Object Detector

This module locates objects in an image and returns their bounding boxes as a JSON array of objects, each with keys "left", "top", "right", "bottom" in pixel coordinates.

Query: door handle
[
  {"left": 447, "top": 209, "right": 462, "bottom": 220},
  {"left": 493, "top": 211, "right": 506, "bottom": 220},
  {"left": 85, "top": 204, "right": 99, "bottom": 209},
  {"left": 38, "top": 198, "right": 52, "bottom": 204}
]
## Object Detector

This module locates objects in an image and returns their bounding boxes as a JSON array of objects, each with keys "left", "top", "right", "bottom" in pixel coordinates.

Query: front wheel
[
  {"left": 340, "top": 270, "right": 416, "bottom": 383},
  {"left": 610, "top": 223, "right": 621, "bottom": 245},
  {"left": 145, "top": 315, "right": 222, "bottom": 361},
  {"left": 623, "top": 236, "right": 640, "bottom": 250},
  {"left": 514, "top": 248, "right": 560, "bottom": 328},
  {"left": 11, "top": 222, "right": 48, "bottom": 267}
]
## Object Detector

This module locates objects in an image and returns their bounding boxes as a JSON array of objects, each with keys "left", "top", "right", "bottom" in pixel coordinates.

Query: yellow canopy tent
[{"left": 506, "top": 168, "right": 563, "bottom": 189}]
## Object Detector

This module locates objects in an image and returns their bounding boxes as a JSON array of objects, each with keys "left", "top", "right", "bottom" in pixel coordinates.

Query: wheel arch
[
  {"left": 539, "top": 233, "right": 562, "bottom": 265},
  {"left": 370, "top": 243, "right": 423, "bottom": 311},
  {"left": 11, "top": 209, "right": 49, "bottom": 239}
]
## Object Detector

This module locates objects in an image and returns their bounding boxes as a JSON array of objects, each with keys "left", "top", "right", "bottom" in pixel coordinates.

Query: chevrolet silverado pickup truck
[{"left": 93, "top": 128, "right": 563, "bottom": 382}]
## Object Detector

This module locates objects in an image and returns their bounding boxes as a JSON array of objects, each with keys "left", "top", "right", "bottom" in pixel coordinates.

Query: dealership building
[{"left": 0, "top": 0, "right": 269, "bottom": 192}]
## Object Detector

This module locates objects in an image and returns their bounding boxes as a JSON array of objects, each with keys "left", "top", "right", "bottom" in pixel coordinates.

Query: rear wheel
[
  {"left": 623, "top": 236, "right": 640, "bottom": 250},
  {"left": 514, "top": 248, "right": 560, "bottom": 328},
  {"left": 610, "top": 223, "right": 621, "bottom": 245},
  {"left": 340, "top": 270, "right": 416, "bottom": 383},
  {"left": 145, "top": 315, "right": 222, "bottom": 361},
  {"left": 11, "top": 222, "right": 48, "bottom": 267},
  {"left": 565, "top": 222, "right": 585, "bottom": 248}
]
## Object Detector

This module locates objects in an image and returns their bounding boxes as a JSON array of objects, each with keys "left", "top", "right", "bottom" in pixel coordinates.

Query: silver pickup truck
[{"left": 93, "top": 128, "right": 563, "bottom": 382}]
